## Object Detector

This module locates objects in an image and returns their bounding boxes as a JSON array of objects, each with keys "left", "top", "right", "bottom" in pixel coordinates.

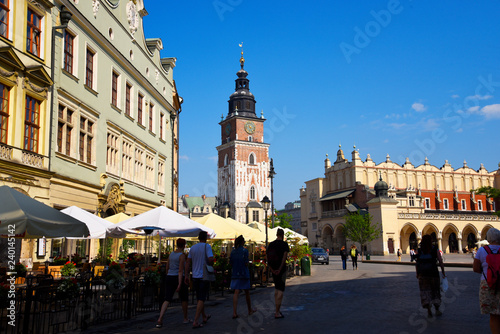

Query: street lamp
[
  {"left": 261, "top": 196, "right": 271, "bottom": 248},
  {"left": 49, "top": 6, "right": 72, "bottom": 171},
  {"left": 268, "top": 159, "right": 276, "bottom": 228}
]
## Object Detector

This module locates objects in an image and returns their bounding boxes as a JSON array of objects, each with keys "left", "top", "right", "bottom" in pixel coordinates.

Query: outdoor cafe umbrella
[
  {"left": 62, "top": 206, "right": 114, "bottom": 239},
  {"left": 106, "top": 206, "right": 215, "bottom": 238},
  {"left": 0, "top": 185, "right": 90, "bottom": 238}
]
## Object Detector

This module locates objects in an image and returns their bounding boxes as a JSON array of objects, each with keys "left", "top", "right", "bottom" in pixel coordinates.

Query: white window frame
[
  {"left": 106, "top": 129, "right": 120, "bottom": 175},
  {"left": 249, "top": 185, "right": 256, "bottom": 200},
  {"left": 443, "top": 198, "right": 449, "bottom": 210},
  {"left": 478, "top": 200, "right": 483, "bottom": 211},
  {"left": 78, "top": 112, "right": 96, "bottom": 165},
  {"left": 425, "top": 198, "right": 431, "bottom": 209},
  {"left": 461, "top": 199, "right": 467, "bottom": 211},
  {"left": 111, "top": 68, "right": 121, "bottom": 109},
  {"left": 85, "top": 43, "right": 98, "bottom": 91}
]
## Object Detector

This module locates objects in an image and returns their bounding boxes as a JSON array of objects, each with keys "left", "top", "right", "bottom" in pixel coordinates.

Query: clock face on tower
[
  {"left": 244, "top": 121, "right": 256, "bottom": 134},
  {"left": 225, "top": 124, "right": 231, "bottom": 136}
]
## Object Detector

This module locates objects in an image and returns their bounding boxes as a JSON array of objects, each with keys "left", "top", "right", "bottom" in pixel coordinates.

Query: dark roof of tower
[{"left": 226, "top": 52, "right": 258, "bottom": 119}]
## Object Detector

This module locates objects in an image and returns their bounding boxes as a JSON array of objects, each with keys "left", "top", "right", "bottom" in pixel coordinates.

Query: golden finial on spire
[{"left": 239, "top": 42, "right": 245, "bottom": 69}]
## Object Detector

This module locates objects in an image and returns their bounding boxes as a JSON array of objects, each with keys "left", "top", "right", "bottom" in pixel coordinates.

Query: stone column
[
  {"left": 438, "top": 238, "right": 443, "bottom": 252},
  {"left": 458, "top": 238, "right": 463, "bottom": 254}
]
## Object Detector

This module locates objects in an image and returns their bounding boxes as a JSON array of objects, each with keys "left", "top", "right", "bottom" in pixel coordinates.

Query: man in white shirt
[{"left": 186, "top": 231, "right": 213, "bottom": 328}]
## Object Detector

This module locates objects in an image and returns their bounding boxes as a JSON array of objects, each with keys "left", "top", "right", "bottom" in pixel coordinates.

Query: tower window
[
  {"left": 248, "top": 136, "right": 252, "bottom": 142},
  {"left": 250, "top": 186, "right": 255, "bottom": 200},
  {"left": 249, "top": 153, "right": 255, "bottom": 165},
  {"left": 224, "top": 154, "right": 228, "bottom": 166}
]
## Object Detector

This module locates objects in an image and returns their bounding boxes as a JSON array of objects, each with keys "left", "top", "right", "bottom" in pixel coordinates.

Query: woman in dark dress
[
  {"left": 415, "top": 235, "right": 446, "bottom": 318},
  {"left": 230, "top": 235, "right": 256, "bottom": 319}
]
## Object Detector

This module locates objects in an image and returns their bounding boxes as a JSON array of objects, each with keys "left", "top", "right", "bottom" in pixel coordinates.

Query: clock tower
[{"left": 217, "top": 51, "right": 270, "bottom": 224}]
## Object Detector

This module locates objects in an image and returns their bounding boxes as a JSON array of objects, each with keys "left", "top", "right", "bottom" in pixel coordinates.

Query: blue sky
[{"left": 144, "top": 1, "right": 500, "bottom": 209}]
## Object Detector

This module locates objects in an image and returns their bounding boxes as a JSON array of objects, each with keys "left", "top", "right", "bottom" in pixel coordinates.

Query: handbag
[
  {"left": 203, "top": 244, "right": 216, "bottom": 282},
  {"left": 441, "top": 276, "right": 449, "bottom": 292}
]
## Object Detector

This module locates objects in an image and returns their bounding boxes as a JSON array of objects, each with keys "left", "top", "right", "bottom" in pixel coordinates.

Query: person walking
[
  {"left": 266, "top": 228, "right": 290, "bottom": 319},
  {"left": 415, "top": 234, "right": 446, "bottom": 318},
  {"left": 473, "top": 228, "right": 500, "bottom": 333},
  {"left": 186, "top": 231, "right": 213, "bottom": 329},
  {"left": 230, "top": 235, "right": 256, "bottom": 319},
  {"left": 350, "top": 245, "right": 359, "bottom": 270},
  {"left": 156, "top": 238, "right": 191, "bottom": 328},
  {"left": 410, "top": 248, "right": 416, "bottom": 262},
  {"left": 340, "top": 246, "right": 348, "bottom": 270},
  {"left": 397, "top": 248, "right": 402, "bottom": 262}
]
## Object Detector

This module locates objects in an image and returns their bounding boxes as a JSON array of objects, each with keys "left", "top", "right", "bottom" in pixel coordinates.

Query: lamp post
[
  {"left": 268, "top": 159, "right": 276, "bottom": 228},
  {"left": 261, "top": 196, "right": 271, "bottom": 249},
  {"left": 48, "top": 5, "right": 72, "bottom": 171}
]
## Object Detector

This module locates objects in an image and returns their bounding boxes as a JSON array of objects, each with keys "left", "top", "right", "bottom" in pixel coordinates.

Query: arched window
[
  {"left": 249, "top": 153, "right": 255, "bottom": 165},
  {"left": 248, "top": 136, "right": 253, "bottom": 142},
  {"left": 224, "top": 154, "right": 228, "bottom": 166},
  {"left": 250, "top": 186, "right": 255, "bottom": 200}
]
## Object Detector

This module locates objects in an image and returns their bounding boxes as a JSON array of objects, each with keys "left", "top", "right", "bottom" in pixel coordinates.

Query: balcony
[{"left": 321, "top": 209, "right": 347, "bottom": 219}]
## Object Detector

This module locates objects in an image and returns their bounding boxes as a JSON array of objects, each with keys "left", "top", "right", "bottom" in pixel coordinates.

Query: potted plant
[
  {"left": 14, "top": 263, "right": 27, "bottom": 277},
  {"left": 61, "top": 261, "right": 78, "bottom": 277},
  {"left": 56, "top": 278, "right": 80, "bottom": 300}
]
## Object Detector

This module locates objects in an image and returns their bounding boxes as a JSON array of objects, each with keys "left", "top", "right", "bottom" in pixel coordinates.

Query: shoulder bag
[{"left": 203, "top": 243, "right": 216, "bottom": 282}]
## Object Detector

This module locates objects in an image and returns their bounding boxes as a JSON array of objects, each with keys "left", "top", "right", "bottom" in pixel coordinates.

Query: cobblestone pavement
[{"left": 79, "top": 256, "right": 488, "bottom": 334}]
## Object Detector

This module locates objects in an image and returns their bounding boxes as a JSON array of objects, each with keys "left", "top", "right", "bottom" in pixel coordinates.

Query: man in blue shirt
[{"left": 187, "top": 231, "right": 213, "bottom": 328}]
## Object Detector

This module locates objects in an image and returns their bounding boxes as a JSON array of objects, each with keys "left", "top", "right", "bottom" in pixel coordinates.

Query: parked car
[{"left": 311, "top": 247, "right": 329, "bottom": 265}]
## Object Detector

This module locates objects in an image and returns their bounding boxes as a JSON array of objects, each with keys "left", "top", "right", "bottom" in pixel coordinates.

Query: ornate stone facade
[{"left": 301, "top": 145, "right": 500, "bottom": 255}]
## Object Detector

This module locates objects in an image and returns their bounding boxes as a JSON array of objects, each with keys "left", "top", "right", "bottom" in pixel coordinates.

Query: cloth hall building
[{"left": 300, "top": 145, "right": 500, "bottom": 255}]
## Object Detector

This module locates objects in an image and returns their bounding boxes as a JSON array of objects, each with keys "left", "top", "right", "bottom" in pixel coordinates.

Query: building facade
[
  {"left": 217, "top": 52, "right": 270, "bottom": 224},
  {"left": 0, "top": 0, "right": 181, "bottom": 262},
  {"left": 277, "top": 201, "right": 301, "bottom": 233},
  {"left": 178, "top": 194, "right": 217, "bottom": 218},
  {"left": 301, "top": 145, "right": 500, "bottom": 255}
]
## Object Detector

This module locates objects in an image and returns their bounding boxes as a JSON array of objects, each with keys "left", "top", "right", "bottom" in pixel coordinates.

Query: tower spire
[{"left": 239, "top": 42, "right": 244, "bottom": 69}]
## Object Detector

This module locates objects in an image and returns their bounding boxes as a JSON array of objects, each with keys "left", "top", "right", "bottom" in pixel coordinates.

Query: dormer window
[
  {"left": 409, "top": 196, "right": 415, "bottom": 207},
  {"left": 461, "top": 199, "right": 467, "bottom": 211},
  {"left": 443, "top": 199, "right": 449, "bottom": 210}
]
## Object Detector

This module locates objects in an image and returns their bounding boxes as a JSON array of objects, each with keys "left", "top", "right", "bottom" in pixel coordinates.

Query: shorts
[
  {"left": 479, "top": 279, "right": 500, "bottom": 315},
  {"left": 272, "top": 270, "right": 287, "bottom": 292},
  {"left": 164, "top": 275, "right": 189, "bottom": 302},
  {"left": 193, "top": 278, "right": 209, "bottom": 302}
]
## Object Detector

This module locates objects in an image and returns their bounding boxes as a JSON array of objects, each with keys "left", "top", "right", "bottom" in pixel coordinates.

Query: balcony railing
[{"left": 321, "top": 209, "right": 347, "bottom": 218}]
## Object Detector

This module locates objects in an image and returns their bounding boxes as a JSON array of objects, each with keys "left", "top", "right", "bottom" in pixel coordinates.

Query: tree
[
  {"left": 271, "top": 211, "right": 293, "bottom": 230},
  {"left": 342, "top": 210, "right": 381, "bottom": 259},
  {"left": 475, "top": 186, "right": 500, "bottom": 217}
]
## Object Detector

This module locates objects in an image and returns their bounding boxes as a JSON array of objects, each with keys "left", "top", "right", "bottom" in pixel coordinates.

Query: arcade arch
[
  {"left": 400, "top": 223, "right": 419, "bottom": 254},
  {"left": 321, "top": 225, "right": 334, "bottom": 253},
  {"left": 442, "top": 224, "right": 459, "bottom": 253},
  {"left": 462, "top": 224, "right": 479, "bottom": 252},
  {"left": 333, "top": 224, "right": 346, "bottom": 254}
]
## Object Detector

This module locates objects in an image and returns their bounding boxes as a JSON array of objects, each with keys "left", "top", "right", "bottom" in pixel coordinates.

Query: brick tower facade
[{"left": 217, "top": 52, "right": 270, "bottom": 224}]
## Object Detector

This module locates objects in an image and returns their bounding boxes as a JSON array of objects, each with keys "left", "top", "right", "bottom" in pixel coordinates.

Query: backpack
[
  {"left": 484, "top": 246, "right": 500, "bottom": 291},
  {"left": 351, "top": 249, "right": 356, "bottom": 257},
  {"left": 416, "top": 248, "right": 438, "bottom": 276}
]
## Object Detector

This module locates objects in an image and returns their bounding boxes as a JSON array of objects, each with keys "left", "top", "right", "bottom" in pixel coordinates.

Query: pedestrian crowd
[
  {"left": 154, "top": 228, "right": 500, "bottom": 334},
  {"left": 155, "top": 228, "right": 290, "bottom": 329}
]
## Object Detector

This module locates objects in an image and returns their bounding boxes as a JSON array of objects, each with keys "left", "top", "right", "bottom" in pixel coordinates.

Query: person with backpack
[
  {"left": 350, "top": 245, "right": 359, "bottom": 270},
  {"left": 415, "top": 235, "right": 446, "bottom": 318},
  {"left": 473, "top": 227, "right": 500, "bottom": 333}
]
